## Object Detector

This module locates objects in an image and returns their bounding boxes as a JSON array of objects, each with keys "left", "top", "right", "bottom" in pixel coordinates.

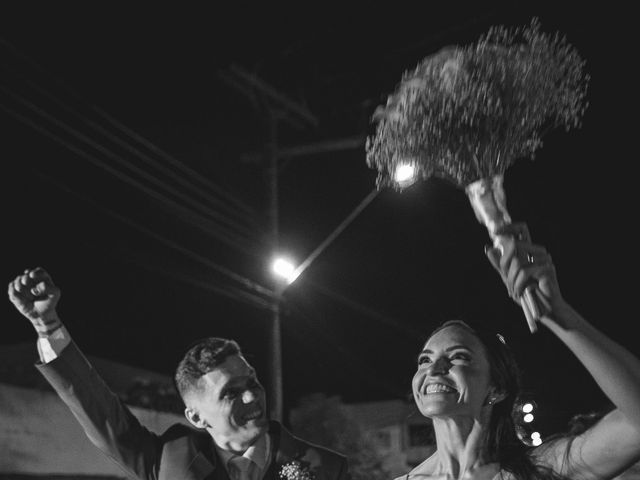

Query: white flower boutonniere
[{"left": 278, "top": 460, "right": 316, "bottom": 480}]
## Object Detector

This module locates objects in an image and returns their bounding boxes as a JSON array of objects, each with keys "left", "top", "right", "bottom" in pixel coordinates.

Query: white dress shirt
[{"left": 215, "top": 433, "right": 272, "bottom": 480}]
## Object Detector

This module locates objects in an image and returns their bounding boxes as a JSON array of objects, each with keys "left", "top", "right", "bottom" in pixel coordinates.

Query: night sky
[{"left": 1, "top": 2, "right": 637, "bottom": 438}]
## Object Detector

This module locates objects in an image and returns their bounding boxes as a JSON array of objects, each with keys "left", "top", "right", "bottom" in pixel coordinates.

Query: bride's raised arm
[{"left": 487, "top": 223, "right": 640, "bottom": 480}]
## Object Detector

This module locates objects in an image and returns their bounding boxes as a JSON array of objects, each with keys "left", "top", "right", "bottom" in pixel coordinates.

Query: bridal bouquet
[{"left": 366, "top": 18, "right": 589, "bottom": 331}]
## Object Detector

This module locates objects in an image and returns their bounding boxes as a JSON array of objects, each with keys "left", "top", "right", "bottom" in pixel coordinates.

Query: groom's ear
[{"left": 185, "top": 408, "right": 209, "bottom": 429}]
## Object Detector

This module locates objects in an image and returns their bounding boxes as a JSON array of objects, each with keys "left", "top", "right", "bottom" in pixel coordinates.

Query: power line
[
  {"left": 0, "top": 78, "right": 257, "bottom": 245},
  {"left": 114, "top": 254, "right": 274, "bottom": 313},
  {"left": 0, "top": 64, "right": 261, "bottom": 238},
  {"left": 0, "top": 93, "right": 260, "bottom": 255},
  {"left": 0, "top": 36, "right": 258, "bottom": 221},
  {"left": 25, "top": 166, "right": 276, "bottom": 303},
  {"left": 300, "top": 280, "right": 425, "bottom": 340},
  {"left": 284, "top": 300, "right": 407, "bottom": 399}
]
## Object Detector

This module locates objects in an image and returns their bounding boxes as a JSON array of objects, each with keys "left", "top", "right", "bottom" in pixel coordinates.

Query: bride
[{"left": 398, "top": 223, "right": 640, "bottom": 480}]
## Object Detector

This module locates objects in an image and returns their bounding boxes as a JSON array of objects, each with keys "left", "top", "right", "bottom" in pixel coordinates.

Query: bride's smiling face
[{"left": 412, "top": 323, "right": 493, "bottom": 418}]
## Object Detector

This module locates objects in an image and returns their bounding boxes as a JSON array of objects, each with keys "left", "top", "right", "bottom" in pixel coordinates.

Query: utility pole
[
  {"left": 265, "top": 109, "right": 283, "bottom": 422},
  {"left": 220, "top": 65, "right": 318, "bottom": 423},
  {"left": 219, "top": 64, "right": 367, "bottom": 422}
]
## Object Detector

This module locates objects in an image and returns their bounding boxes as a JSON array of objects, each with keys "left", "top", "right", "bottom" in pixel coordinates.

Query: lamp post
[
  {"left": 268, "top": 186, "right": 381, "bottom": 418},
  {"left": 269, "top": 255, "right": 298, "bottom": 420},
  {"left": 218, "top": 65, "right": 371, "bottom": 423},
  {"left": 265, "top": 109, "right": 284, "bottom": 423},
  {"left": 266, "top": 160, "right": 414, "bottom": 420}
]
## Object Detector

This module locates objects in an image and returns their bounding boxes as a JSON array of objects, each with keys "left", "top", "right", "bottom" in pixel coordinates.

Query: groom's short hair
[{"left": 174, "top": 337, "right": 242, "bottom": 399}]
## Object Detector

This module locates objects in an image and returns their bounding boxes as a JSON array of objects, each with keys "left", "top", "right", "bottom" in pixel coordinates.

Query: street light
[
  {"left": 267, "top": 165, "right": 418, "bottom": 418},
  {"left": 272, "top": 256, "right": 298, "bottom": 284},
  {"left": 267, "top": 188, "right": 379, "bottom": 420},
  {"left": 394, "top": 163, "right": 417, "bottom": 186}
]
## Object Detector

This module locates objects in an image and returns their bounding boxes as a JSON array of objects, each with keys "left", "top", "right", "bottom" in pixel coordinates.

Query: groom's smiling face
[{"left": 185, "top": 354, "right": 268, "bottom": 451}]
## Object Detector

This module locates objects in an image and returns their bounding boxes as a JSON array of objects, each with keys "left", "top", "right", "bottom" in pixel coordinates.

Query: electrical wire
[
  {"left": 0, "top": 37, "right": 257, "bottom": 221},
  {"left": 284, "top": 299, "right": 407, "bottom": 399},
  {"left": 24, "top": 166, "right": 276, "bottom": 303},
  {"left": 0, "top": 95, "right": 260, "bottom": 255},
  {"left": 0, "top": 65, "right": 261, "bottom": 239}
]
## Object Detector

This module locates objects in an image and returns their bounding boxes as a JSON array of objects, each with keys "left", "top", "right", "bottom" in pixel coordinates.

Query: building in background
[
  {"left": 290, "top": 394, "right": 434, "bottom": 480},
  {"left": 342, "top": 399, "right": 435, "bottom": 474}
]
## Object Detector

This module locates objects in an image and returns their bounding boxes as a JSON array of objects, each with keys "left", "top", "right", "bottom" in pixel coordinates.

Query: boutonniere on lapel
[{"left": 278, "top": 460, "right": 316, "bottom": 480}]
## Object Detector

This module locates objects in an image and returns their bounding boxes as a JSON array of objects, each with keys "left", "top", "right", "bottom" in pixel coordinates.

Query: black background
[{"left": 1, "top": 2, "right": 637, "bottom": 438}]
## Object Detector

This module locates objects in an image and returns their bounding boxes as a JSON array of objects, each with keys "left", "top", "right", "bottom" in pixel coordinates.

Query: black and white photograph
[{"left": 2, "top": 3, "right": 639, "bottom": 479}]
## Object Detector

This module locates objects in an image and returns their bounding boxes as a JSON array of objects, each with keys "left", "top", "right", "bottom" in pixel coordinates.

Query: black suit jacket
[{"left": 37, "top": 342, "right": 350, "bottom": 480}]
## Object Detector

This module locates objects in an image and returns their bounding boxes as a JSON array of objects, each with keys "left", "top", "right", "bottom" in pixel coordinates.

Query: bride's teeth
[{"left": 425, "top": 383, "right": 455, "bottom": 394}]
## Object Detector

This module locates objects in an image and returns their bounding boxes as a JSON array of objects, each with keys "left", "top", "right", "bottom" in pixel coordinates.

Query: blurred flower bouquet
[{"left": 366, "top": 18, "right": 589, "bottom": 332}]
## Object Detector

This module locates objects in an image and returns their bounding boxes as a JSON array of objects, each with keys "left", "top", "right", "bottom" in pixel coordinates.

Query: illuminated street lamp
[
  {"left": 394, "top": 163, "right": 416, "bottom": 186},
  {"left": 267, "top": 188, "right": 380, "bottom": 421},
  {"left": 272, "top": 256, "right": 298, "bottom": 284}
]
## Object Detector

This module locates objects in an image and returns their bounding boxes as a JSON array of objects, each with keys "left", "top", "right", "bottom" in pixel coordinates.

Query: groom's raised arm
[{"left": 8, "top": 267, "right": 163, "bottom": 480}]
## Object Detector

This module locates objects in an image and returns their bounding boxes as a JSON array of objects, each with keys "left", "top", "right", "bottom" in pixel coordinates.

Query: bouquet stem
[{"left": 465, "top": 176, "right": 539, "bottom": 333}]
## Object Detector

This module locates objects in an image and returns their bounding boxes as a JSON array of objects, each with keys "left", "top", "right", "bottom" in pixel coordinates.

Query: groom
[{"left": 8, "top": 267, "right": 350, "bottom": 480}]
